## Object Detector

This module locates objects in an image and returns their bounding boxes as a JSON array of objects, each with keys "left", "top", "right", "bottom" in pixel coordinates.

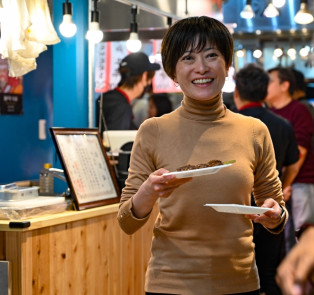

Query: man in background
[
  {"left": 266, "top": 66, "right": 314, "bottom": 256},
  {"left": 291, "top": 68, "right": 314, "bottom": 151},
  {"left": 234, "top": 63, "right": 300, "bottom": 295},
  {"left": 96, "top": 52, "right": 160, "bottom": 132}
]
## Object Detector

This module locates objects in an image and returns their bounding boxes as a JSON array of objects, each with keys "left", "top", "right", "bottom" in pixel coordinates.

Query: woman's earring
[{"left": 174, "top": 82, "right": 179, "bottom": 87}]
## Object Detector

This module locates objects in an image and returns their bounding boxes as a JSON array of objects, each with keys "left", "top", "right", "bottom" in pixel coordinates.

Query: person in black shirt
[
  {"left": 97, "top": 52, "right": 160, "bottom": 132},
  {"left": 234, "top": 63, "right": 300, "bottom": 295}
]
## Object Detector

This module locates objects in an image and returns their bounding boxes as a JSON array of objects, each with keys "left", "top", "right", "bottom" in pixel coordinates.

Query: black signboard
[{"left": 0, "top": 93, "right": 23, "bottom": 115}]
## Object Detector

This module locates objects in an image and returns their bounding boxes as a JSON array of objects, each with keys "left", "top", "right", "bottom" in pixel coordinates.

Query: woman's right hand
[{"left": 131, "top": 168, "right": 192, "bottom": 218}]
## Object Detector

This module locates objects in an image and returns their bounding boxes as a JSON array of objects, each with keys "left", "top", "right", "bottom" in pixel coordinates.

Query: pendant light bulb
[
  {"left": 126, "top": 32, "right": 142, "bottom": 52},
  {"left": 126, "top": 5, "right": 142, "bottom": 52},
  {"left": 59, "top": 1, "right": 77, "bottom": 38},
  {"left": 253, "top": 49, "right": 263, "bottom": 59},
  {"left": 287, "top": 48, "right": 297, "bottom": 58},
  {"left": 273, "top": 47, "right": 283, "bottom": 58},
  {"left": 273, "top": 0, "right": 285, "bottom": 8},
  {"left": 294, "top": 2, "right": 314, "bottom": 25},
  {"left": 86, "top": 21, "right": 103, "bottom": 43},
  {"left": 299, "top": 46, "right": 310, "bottom": 58},
  {"left": 264, "top": 2, "right": 279, "bottom": 18},
  {"left": 240, "top": 1, "right": 255, "bottom": 19},
  {"left": 86, "top": 7, "right": 103, "bottom": 44}
]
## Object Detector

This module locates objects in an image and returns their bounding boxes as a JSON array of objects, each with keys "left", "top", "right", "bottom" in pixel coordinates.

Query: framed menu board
[{"left": 50, "top": 128, "right": 120, "bottom": 210}]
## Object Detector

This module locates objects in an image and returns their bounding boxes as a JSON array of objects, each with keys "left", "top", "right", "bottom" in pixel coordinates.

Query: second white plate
[
  {"left": 204, "top": 204, "right": 274, "bottom": 214},
  {"left": 162, "top": 163, "right": 232, "bottom": 179}
]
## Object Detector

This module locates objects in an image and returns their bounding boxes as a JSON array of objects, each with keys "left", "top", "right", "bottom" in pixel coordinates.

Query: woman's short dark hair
[{"left": 161, "top": 16, "right": 234, "bottom": 80}]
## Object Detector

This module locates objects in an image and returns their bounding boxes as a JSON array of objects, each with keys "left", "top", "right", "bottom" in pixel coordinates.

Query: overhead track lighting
[
  {"left": 294, "top": 0, "right": 314, "bottom": 25},
  {"left": 126, "top": 5, "right": 142, "bottom": 53},
  {"left": 240, "top": 0, "right": 255, "bottom": 19},
  {"left": 86, "top": 0, "right": 104, "bottom": 44},
  {"left": 59, "top": 0, "right": 77, "bottom": 37},
  {"left": 264, "top": 1, "right": 279, "bottom": 18}
]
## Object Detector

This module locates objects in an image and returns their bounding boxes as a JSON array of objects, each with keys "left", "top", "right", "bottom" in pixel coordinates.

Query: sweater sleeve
[
  {"left": 117, "top": 118, "right": 159, "bottom": 234},
  {"left": 252, "top": 120, "right": 288, "bottom": 234}
]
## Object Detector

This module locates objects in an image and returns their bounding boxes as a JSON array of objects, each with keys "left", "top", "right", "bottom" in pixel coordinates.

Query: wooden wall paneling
[
  {"left": 5, "top": 231, "right": 22, "bottom": 295},
  {"left": 134, "top": 228, "right": 145, "bottom": 295},
  {"left": 0, "top": 232, "right": 5, "bottom": 260},
  {"left": 120, "top": 227, "right": 135, "bottom": 295},
  {"left": 85, "top": 215, "right": 104, "bottom": 294},
  {"left": 69, "top": 219, "right": 87, "bottom": 294},
  {"left": 97, "top": 215, "right": 110, "bottom": 293},
  {"left": 49, "top": 223, "right": 73, "bottom": 294},
  {"left": 0, "top": 205, "right": 159, "bottom": 295},
  {"left": 106, "top": 213, "right": 120, "bottom": 294},
  {"left": 31, "top": 228, "right": 51, "bottom": 294}
]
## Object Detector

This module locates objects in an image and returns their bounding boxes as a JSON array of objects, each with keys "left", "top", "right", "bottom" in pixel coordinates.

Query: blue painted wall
[
  {"left": 0, "top": 49, "right": 54, "bottom": 184},
  {"left": 52, "top": 0, "right": 89, "bottom": 192},
  {"left": 0, "top": 0, "right": 89, "bottom": 188}
]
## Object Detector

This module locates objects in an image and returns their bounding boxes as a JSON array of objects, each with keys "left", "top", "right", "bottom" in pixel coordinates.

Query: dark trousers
[{"left": 253, "top": 222, "right": 283, "bottom": 295}]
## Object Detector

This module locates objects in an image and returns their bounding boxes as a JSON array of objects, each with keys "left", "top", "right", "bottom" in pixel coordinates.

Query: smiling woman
[{"left": 117, "top": 16, "right": 287, "bottom": 295}]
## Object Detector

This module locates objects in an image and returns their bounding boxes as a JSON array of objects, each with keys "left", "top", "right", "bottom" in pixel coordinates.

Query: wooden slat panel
[
  {"left": 2, "top": 205, "right": 159, "bottom": 295},
  {"left": 5, "top": 231, "right": 22, "bottom": 295},
  {"left": 0, "top": 232, "right": 5, "bottom": 260},
  {"left": 69, "top": 220, "right": 87, "bottom": 294}
]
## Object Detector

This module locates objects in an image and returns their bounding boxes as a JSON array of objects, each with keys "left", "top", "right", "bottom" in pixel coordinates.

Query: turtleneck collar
[{"left": 179, "top": 93, "right": 226, "bottom": 121}]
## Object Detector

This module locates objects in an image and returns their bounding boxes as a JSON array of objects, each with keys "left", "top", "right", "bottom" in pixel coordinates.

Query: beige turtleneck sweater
[{"left": 118, "top": 94, "right": 286, "bottom": 295}]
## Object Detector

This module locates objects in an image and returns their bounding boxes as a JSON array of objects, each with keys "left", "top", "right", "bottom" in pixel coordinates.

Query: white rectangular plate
[
  {"left": 204, "top": 204, "right": 274, "bottom": 214},
  {"left": 163, "top": 163, "right": 232, "bottom": 179}
]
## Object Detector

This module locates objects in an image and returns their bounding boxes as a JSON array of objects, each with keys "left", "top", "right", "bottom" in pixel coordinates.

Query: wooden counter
[{"left": 0, "top": 203, "right": 158, "bottom": 295}]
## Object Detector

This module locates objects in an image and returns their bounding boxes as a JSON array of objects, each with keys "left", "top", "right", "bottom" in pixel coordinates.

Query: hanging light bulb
[
  {"left": 236, "top": 49, "right": 245, "bottom": 58},
  {"left": 273, "top": 0, "right": 285, "bottom": 8},
  {"left": 264, "top": 1, "right": 279, "bottom": 18},
  {"left": 240, "top": 0, "right": 255, "bottom": 19},
  {"left": 299, "top": 45, "right": 310, "bottom": 58},
  {"left": 126, "top": 5, "right": 142, "bottom": 53},
  {"left": 287, "top": 47, "right": 297, "bottom": 59},
  {"left": 59, "top": 0, "right": 77, "bottom": 38},
  {"left": 294, "top": 0, "right": 314, "bottom": 25},
  {"left": 253, "top": 49, "right": 263, "bottom": 59},
  {"left": 86, "top": 0, "right": 103, "bottom": 44},
  {"left": 273, "top": 47, "right": 283, "bottom": 58}
]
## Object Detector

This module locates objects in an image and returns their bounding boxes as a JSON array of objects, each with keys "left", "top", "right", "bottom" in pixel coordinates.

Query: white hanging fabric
[{"left": 0, "top": 0, "right": 60, "bottom": 77}]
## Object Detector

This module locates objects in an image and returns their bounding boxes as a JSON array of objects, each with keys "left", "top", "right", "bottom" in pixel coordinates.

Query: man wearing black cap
[{"left": 97, "top": 52, "right": 160, "bottom": 132}]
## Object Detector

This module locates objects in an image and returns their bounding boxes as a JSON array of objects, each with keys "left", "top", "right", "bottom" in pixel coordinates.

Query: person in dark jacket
[
  {"left": 96, "top": 52, "right": 160, "bottom": 132},
  {"left": 234, "top": 63, "right": 300, "bottom": 295}
]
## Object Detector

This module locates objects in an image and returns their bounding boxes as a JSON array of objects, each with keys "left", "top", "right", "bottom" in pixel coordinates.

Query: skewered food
[{"left": 176, "top": 160, "right": 224, "bottom": 171}]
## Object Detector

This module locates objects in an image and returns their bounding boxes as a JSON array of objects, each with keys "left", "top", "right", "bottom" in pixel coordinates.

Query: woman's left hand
[{"left": 245, "top": 198, "right": 284, "bottom": 229}]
